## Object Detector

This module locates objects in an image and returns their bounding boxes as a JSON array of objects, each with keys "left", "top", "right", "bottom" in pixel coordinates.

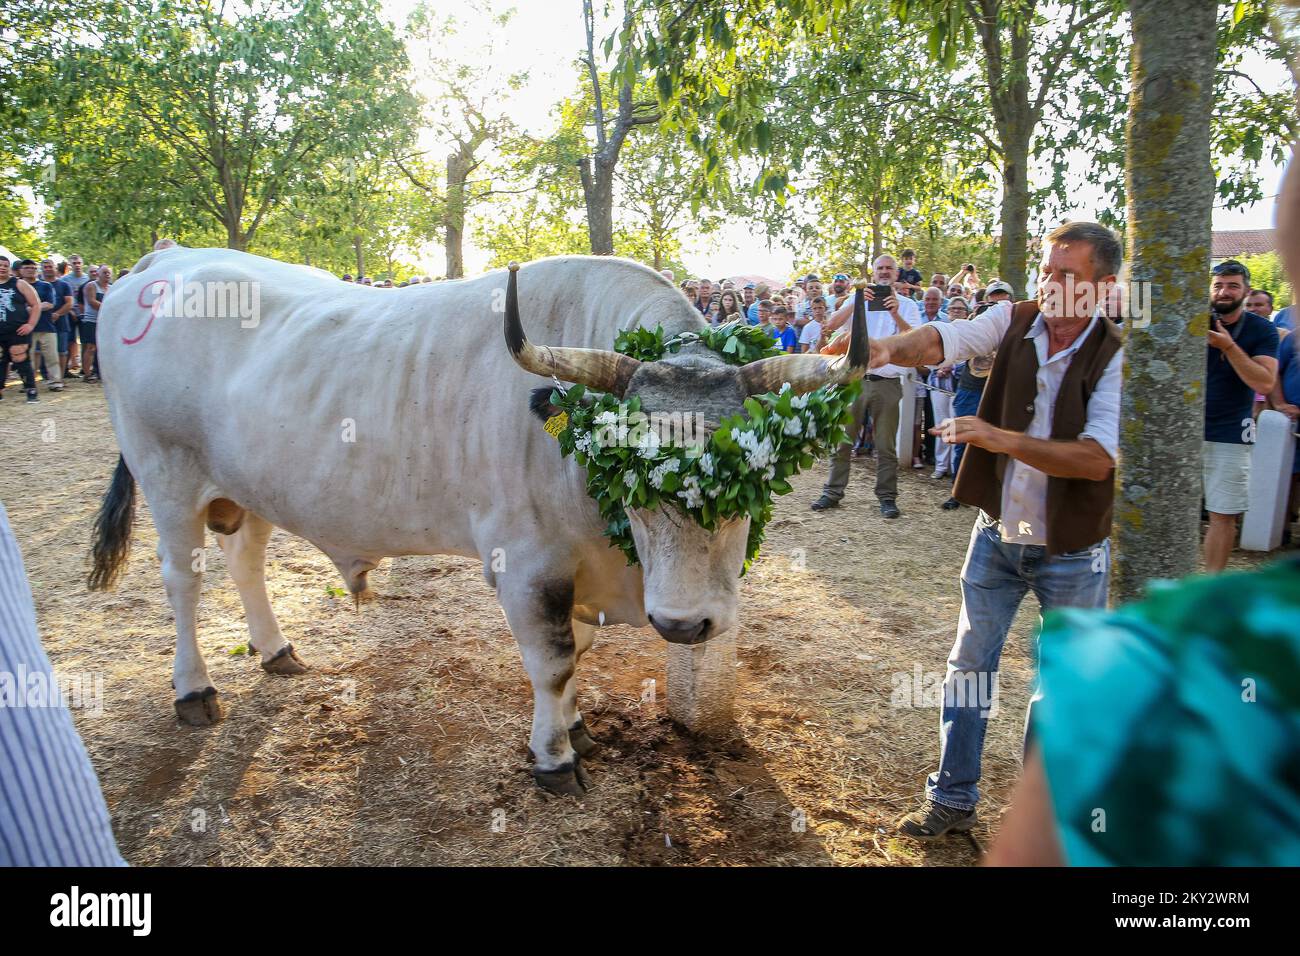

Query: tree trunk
[
  {"left": 579, "top": 155, "right": 616, "bottom": 255},
  {"left": 997, "top": 128, "right": 1031, "bottom": 296},
  {"left": 225, "top": 220, "right": 248, "bottom": 251},
  {"left": 353, "top": 235, "right": 364, "bottom": 278},
  {"left": 981, "top": 9, "right": 1034, "bottom": 298},
  {"left": 445, "top": 148, "right": 470, "bottom": 279},
  {"left": 1112, "top": 0, "right": 1218, "bottom": 602}
]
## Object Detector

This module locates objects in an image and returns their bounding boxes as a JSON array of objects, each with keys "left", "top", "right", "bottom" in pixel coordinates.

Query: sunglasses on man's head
[{"left": 1211, "top": 262, "right": 1250, "bottom": 282}]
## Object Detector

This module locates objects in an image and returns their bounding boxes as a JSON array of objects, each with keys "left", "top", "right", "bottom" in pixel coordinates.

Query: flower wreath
[{"left": 545, "top": 320, "right": 862, "bottom": 571}]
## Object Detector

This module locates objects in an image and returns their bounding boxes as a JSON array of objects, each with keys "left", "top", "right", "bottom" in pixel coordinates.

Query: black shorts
[
  {"left": 78, "top": 321, "right": 97, "bottom": 346},
  {"left": 0, "top": 325, "right": 32, "bottom": 354}
]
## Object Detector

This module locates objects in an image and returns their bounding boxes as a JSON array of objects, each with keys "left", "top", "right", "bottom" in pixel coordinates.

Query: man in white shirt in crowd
[{"left": 813, "top": 253, "right": 923, "bottom": 518}]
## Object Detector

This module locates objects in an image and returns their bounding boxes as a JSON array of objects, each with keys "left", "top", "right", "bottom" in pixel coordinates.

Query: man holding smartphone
[
  {"left": 1202, "top": 259, "right": 1279, "bottom": 572},
  {"left": 813, "top": 253, "right": 922, "bottom": 518}
]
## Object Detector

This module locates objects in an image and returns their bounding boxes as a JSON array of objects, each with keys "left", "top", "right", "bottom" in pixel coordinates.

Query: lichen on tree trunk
[{"left": 1113, "top": 0, "right": 1217, "bottom": 603}]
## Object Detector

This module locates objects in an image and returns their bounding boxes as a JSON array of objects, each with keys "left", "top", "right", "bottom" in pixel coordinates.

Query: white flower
[
  {"left": 735, "top": 429, "right": 776, "bottom": 470},
  {"left": 791, "top": 394, "right": 810, "bottom": 410},
  {"left": 782, "top": 415, "right": 803, "bottom": 437},
  {"left": 730, "top": 427, "right": 742, "bottom": 442},
  {"left": 763, "top": 465, "right": 776, "bottom": 481},
  {"left": 623, "top": 469, "right": 638, "bottom": 489},
  {"left": 648, "top": 456, "right": 681, "bottom": 489},
  {"left": 594, "top": 410, "right": 618, "bottom": 427},
  {"left": 699, "top": 452, "right": 715, "bottom": 477},
  {"left": 779, "top": 382, "right": 791, "bottom": 394},
  {"left": 636, "top": 429, "right": 662, "bottom": 458},
  {"left": 706, "top": 484, "right": 721, "bottom": 498},
  {"left": 677, "top": 474, "right": 704, "bottom": 508},
  {"left": 805, "top": 417, "right": 817, "bottom": 439}
]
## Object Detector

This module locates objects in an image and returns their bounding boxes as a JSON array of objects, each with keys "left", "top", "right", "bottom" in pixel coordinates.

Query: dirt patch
[{"left": 1, "top": 381, "right": 1269, "bottom": 865}]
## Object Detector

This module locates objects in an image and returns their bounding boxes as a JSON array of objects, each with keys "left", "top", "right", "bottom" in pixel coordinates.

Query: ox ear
[
  {"left": 529, "top": 386, "right": 561, "bottom": 422},
  {"left": 528, "top": 385, "right": 593, "bottom": 422}
]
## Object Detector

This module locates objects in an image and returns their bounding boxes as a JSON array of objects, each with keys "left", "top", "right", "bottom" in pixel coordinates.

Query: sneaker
[
  {"left": 896, "top": 800, "right": 977, "bottom": 840},
  {"left": 49, "top": 383, "right": 63, "bottom": 392},
  {"left": 26, "top": 389, "right": 39, "bottom": 404},
  {"left": 931, "top": 469, "right": 946, "bottom": 480},
  {"left": 879, "top": 500, "right": 900, "bottom": 519},
  {"left": 810, "top": 495, "right": 840, "bottom": 512},
  {"left": 941, "top": 496, "right": 961, "bottom": 511},
  {"left": 912, "top": 457, "right": 924, "bottom": 469}
]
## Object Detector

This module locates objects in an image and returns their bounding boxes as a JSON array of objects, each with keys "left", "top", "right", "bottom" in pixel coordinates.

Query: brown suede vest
[{"left": 951, "top": 300, "right": 1122, "bottom": 554}]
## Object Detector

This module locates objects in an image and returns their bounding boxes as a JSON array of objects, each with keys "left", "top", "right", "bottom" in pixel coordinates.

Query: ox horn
[
  {"left": 503, "top": 261, "right": 641, "bottom": 396},
  {"left": 739, "top": 278, "right": 871, "bottom": 396}
]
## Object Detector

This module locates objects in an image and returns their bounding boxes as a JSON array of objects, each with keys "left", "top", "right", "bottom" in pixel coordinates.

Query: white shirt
[
  {"left": 844, "top": 294, "right": 923, "bottom": 378},
  {"left": 799, "top": 319, "right": 823, "bottom": 352},
  {"left": 931, "top": 301, "right": 1122, "bottom": 547}
]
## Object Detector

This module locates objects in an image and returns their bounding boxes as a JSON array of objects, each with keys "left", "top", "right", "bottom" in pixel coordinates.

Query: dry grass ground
[{"left": 0, "top": 379, "right": 1268, "bottom": 865}]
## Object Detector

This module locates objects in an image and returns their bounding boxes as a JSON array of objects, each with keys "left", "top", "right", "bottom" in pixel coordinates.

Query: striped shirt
[{"left": 0, "top": 500, "right": 125, "bottom": 866}]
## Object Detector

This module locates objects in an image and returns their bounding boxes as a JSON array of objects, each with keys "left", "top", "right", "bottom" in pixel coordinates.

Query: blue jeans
[
  {"left": 950, "top": 386, "right": 982, "bottom": 475},
  {"left": 925, "top": 512, "right": 1110, "bottom": 810}
]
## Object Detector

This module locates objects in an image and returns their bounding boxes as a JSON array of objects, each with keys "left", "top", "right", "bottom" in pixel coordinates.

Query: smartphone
[{"left": 868, "top": 283, "right": 893, "bottom": 312}]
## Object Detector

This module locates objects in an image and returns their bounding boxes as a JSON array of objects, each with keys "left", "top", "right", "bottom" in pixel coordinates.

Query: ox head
[{"left": 505, "top": 262, "right": 868, "bottom": 645}]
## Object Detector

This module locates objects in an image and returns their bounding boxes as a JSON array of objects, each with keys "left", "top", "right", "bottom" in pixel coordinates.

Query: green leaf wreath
[{"left": 548, "top": 322, "right": 861, "bottom": 571}]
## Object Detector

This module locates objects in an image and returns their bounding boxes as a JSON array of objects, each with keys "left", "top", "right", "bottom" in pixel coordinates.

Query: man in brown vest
[{"left": 850, "top": 221, "right": 1124, "bottom": 839}]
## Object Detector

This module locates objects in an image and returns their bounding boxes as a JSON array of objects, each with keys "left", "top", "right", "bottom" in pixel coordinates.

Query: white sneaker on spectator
[{"left": 931, "top": 469, "right": 946, "bottom": 479}]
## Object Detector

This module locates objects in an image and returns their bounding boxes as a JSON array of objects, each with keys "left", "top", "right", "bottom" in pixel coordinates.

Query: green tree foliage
[
  {"left": 745, "top": 3, "right": 997, "bottom": 274},
  {"left": 27, "top": 0, "right": 417, "bottom": 252},
  {"left": 1238, "top": 250, "right": 1294, "bottom": 307}
]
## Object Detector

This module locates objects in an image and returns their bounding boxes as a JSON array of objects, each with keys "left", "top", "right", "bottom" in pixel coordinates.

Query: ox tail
[{"left": 87, "top": 455, "right": 137, "bottom": 592}]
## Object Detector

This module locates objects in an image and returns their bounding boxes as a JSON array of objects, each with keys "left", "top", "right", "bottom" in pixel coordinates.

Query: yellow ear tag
[{"left": 543, "top": 412, "right": 569, "bottom": 439}]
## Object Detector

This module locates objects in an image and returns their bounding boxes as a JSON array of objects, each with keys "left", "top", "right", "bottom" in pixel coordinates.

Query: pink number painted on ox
[{"left": 122, "top": 280, "right": 169, "bottom": 345}]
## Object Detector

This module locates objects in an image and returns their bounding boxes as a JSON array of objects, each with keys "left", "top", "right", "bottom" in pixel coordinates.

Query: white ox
[{"left": 89, "top": 247, "right": 866, "bottom": 794}]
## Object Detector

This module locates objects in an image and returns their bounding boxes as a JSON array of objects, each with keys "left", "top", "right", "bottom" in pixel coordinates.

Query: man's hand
[
  {"left": 884, "top": 293, "right": 902, "bottom": 324},
  {"left": 931, "top": 416, "right": 1005, "bottom": 452},
  {"left": 16, "top": 322, "right": 35, "bottom": 336},
  {"left": 1275, "top": 402, "right": 1300, "bottom": 421},
  {"left": 1207, "top": 318, "right": 1236, "bottom": 351}
]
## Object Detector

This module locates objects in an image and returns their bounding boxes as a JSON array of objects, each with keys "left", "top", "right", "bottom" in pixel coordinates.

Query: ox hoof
[
  {"left": 569, "top": 719, "right": 600, "bottom": 758},
  {"left": 175, "top": 687, "right": 224, "bottom": 726},
  {"left": 533, "top": 759, "right": 591, "bottom": 797},
  {"left": 261, "top": 644, "right": 309, "bottom": 676}
]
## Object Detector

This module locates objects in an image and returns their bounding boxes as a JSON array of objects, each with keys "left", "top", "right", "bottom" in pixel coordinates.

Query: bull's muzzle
[{"left": 648, "top": 613, "right": 714, "bottom": 645}]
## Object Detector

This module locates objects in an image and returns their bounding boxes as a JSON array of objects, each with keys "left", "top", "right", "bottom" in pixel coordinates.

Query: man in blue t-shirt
[
  {"left": 20, "top": 259, "right": 63, "bottom": 390},
  {"left": 1202, "top": 260, "right": 1280, "bottom": 572}
]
